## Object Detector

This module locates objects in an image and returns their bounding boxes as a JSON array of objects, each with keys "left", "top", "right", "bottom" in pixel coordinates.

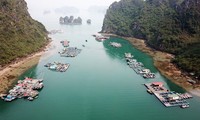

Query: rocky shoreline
[
  {"left": 101, "top": 33, "right": 200, "bottom": 97},
  {"left": 0, "top": 41, "right": 51, "bottom": 94}
]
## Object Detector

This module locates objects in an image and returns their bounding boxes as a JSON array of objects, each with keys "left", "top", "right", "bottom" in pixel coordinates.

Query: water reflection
[
  {"left": 103, "top": 37, "right": 158, "bottom": 73},
  {"left": 163, "top": 75, "right": 186, "bottom": 93},
  {"left": 103, "top": 37, "right": 133, "bottom": 61},
  {"left": 18, "top": 65, "right": 38, "bottom": 80}
]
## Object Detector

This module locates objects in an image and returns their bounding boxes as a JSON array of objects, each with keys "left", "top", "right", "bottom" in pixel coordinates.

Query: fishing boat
[
  {"left": 27, "top": 97, "right": 34, "bottom": 101},
  {"left": 180, "top": 104, "right": 189, "bottom": 108},
  {"left": 4, "top": 95, "right": 16, "bottom": 102},
  {"left": 139, "top": 69, "right": 150, "bottom": 74},
  {"left": 110, "top": 42, "right": 122, "bottom": 48},
  {"left": 143, "top": 73, "right": 156, "bottom": 79},
  {"left": 125, "top": 53, "right": 134, "bottom": 58},
  {"left": 95, "top": 35, "right": 110, "bottom": 41}
]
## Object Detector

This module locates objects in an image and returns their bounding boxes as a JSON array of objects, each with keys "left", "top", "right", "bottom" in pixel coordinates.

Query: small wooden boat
[
  {"left": 27, "top": 97, "right": 34, "bottom": 101},
  {"left": 180, "top": 104, "right": 189, "bottom": 108}
]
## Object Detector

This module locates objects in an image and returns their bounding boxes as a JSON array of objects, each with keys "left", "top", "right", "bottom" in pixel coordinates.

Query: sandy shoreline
[
  {"left": 0, "top": 41, "right": 50, "bottom": 94},
  {"left": 102, "top": 33, "right": 200, "bottom": 97}
]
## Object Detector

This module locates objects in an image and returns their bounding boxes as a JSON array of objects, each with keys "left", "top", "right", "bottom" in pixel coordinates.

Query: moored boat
[
  {"left": 27, "top": 97, "right": 34, "bottom": 101},
  {"left": 125, "top": 53, "right": 133, "bottom": 58},
  {"left": 110, "top": 42, "right": 122, "bottom": 48},
  {"left": 4, "top": 95, "right": 16, "bottom": 102},
  {"left": 180, "top": 104, "right": 189, "bottom": 108},
  {"left": 143, "top": 73, "right": 156, "bottom": 79},
  {"left": 95, "top": 35, "right": 110, "bottom": 41}
]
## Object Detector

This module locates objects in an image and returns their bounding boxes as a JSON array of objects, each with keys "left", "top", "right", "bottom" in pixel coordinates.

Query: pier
[{"left": 144, "top": 82, "right": 192, "bottom": 108}]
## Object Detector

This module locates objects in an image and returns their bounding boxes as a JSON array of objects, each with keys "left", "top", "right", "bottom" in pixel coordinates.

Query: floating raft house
[
  {"left": 144, "top": 82, "right": 192, "bottom": 108},
  {"left": 59, "top": 47, "right": 81, "bottom": 57},
  {"left": 44, "top": 62, "right": 70, "bottom": 72}
]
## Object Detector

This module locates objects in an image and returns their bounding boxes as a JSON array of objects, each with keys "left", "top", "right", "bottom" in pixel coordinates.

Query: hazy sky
[{"left": 26, "top": 0, "right": 120, "bottom": 10}]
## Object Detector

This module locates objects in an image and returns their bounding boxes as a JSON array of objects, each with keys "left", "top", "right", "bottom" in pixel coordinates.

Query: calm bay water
[{"left": 0, "top": 5, "right": 200, "bottom": 120}]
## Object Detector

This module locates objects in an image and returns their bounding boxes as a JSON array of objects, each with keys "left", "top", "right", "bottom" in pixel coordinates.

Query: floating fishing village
[
  {"left": 92, "top": 33, "right": 156, "bottom": 79},
  {"left": 124, "top": 52, "right": 156, "bottom": 79},
  {"left": 2, "top": 1, "right": 200, "bottom": 119},
  {"left": 93, "top": 34, "right": 155, "bottom": 79},
  {"left": 0, "top": 77, "right": 43, "bottom": 102},
  {"left": 44, "top": 62, "right": 70, "bottom": 72},
  {"left": 124, "top": 51, "right": 193, "bottom": 108},
  {"left": 59, "top": 40, "right": 82, "bottom": 57},
  {"left": 144, "top": 82, "right": 192, "bottom": 108},
  {"left": 45, "top": 39, "right": 81, "bottom": 73},
  {"left": 123, "top": 52, "right": 192, "bottom": 108},
  {"left": 0, "top": 32, "right": 193, "bottom": 110},
  {"left": 91, "top": 35, "right": 193, "bottom": 109},
  {"left": 0, "top": 36, "right": 81, "bottom": 102},
  {"left": 59, "top": 47, "right": 82, "bottom": 57}
]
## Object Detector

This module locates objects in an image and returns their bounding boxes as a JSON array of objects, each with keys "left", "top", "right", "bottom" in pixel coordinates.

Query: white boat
[
  {"left": 180, "top": 104, "right": 189, "bottom": 108},
  {"left": 27, "top": 97, "right": 34, "bottom": 101},
  {"left": 95, "top": 35, "right": 109, "bottom": 41},
  {"left": 110, "top": 42, "right": 122, "bottom": 48},
  {"left": 139, "top": 69, "right": 150, "bottom": 74},
  {"left": 125, "top": 53, "right": 133, "bottom": 58}
]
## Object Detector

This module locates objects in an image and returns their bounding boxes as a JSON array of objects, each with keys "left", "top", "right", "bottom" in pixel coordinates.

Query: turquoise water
[{"left": 0, "top": 6, "right": 200, "bottom": 120}]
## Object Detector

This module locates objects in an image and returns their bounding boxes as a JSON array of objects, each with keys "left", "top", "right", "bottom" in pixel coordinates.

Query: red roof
[
  {"left": 63, "top": 41, "right": 69, "bottom": 46},
  {"left": 17, "top": 84, "right": 23, "bottom": 87},
  {"left": 152, "top": 82, "right": 163, "bottom": 86}
]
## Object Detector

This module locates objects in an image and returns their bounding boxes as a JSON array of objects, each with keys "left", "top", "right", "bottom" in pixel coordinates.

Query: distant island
[
  {"left": 59, "top": 16, "right": 82, "bottom": 25},
  {"left": 87, "top": 19, "right": 91, "bottom": 24}
]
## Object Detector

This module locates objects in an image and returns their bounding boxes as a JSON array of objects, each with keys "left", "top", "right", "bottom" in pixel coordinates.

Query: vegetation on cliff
[
  {"left": 0, "top": 0, "right": 48, "bottom": 66},
  {"left": 102, "top": 0, "right": 200, "bottom": 78}
]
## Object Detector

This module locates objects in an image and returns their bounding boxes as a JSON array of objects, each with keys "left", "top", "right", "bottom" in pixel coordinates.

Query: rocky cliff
[
  {"left": 0, "top": 0, "right": 48, "bottom": 66},
  {"left": 102, "top": 0, "right": 200, "bottom": 78}
]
